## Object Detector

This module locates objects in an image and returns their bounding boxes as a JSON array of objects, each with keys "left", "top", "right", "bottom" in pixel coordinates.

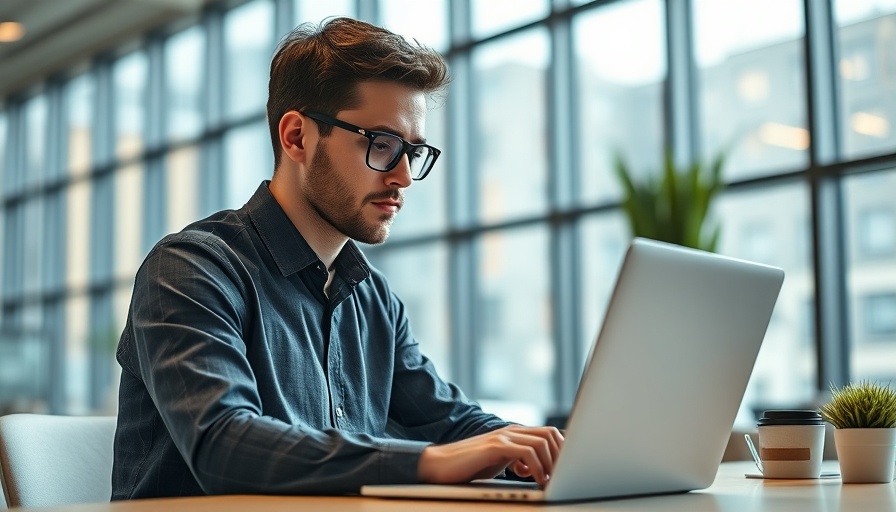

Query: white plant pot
[{"left": 834, "top": 428, "right": 896, "bottom": 483}]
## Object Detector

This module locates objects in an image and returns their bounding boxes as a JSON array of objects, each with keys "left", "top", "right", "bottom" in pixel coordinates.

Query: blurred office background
[{"left": 0, "top": 0, "right": 894, "bottom": 426}]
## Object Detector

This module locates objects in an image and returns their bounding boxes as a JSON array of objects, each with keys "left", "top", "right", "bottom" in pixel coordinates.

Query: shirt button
[{"left": 335, "top": 406, "right": 344, "bottom": 418}]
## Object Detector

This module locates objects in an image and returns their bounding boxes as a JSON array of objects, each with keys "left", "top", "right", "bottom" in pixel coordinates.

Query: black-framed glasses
[{"left": 302, "top": 111, "right": 441, "bottom": 181}]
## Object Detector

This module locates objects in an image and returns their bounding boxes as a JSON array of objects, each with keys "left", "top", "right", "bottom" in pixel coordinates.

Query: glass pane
[
  {"left": 473, "top": 29, "right": 549, "bottom": 223},
  {"left": 66, "top": 181, "right": 92, "bottom": 291},
  {"left": 22, "top": 198, "right": 43, "bottom": 296},
  {"left": 380, "top": 0, "right": 448, "bottom": 52},
  {"left": 475, "top": 226, "right": 552, "bottom": 412},
  {"left": 2, "top": 206, "right": 22, "bottom": 300},
  {"left": 166, "top": 26, "right": 205, "bottom": 141},
  {"left": 0, "top": 325, "right": 48, "bottom": 413},
  {"left": 578, "top": 212, "right": 628, "bottom": 367},
  {"left": 471, "top": 0, "right": 548, "bottom": 39},
  {"left": 0, "top": 109, "right": 7, "bottom": 186},
  {"left": 114, "top": 51, "right": 147, "bottom": 160},
  {"left": 389, "top": 103, "right": 447, "bottom": 238},
  {"left": 5, "top": 109, "right": 22, "bottom": 196},
  {"left": 223, "top": 122, "right": 272, "bottom": 210},
  {"left": 65, "top": 293, "right": 90, "bottom": 414},
  {"left": 115, "top": 164, "right": 144, "bottom": 281},
  {"left": 89, "top": 176, "right": 115, "bottom": 284},
  {"left": 166, "top": 146, "right": 200, "bottom": 233},
  {"left": 42, "top": 191, "right": 67, "bottom": 291},
  {"left": 573, "top": 0, "right": 666, "bottom": 206},
  {"left": 835, "top": 1, "right": 896, "bottom": 159},
  {"left": 693, "top": 0, "right": 808, "bottom": 180},
  {"left": 225, "top": 0, "right": 275, "bottom": 120},
  {"left": 715, "top": 184, "right": 814, "bottom": 421},
  {"left": 844, "top": 169, "right": 896, "bottom": 381},
  {"left": 66, "top": 75, "right": 93, "bottom": 178},
  {"left": 294, "top": 0, "right": 355, "bottom": 25},
  {"left": 25, "top": 94, "right": 48, "bottom": 187},
  {"left": 367, "top": 243, "right": 451, "bottom": 379}
]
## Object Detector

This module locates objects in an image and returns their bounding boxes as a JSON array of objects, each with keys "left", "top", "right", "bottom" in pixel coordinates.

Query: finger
[
  {"left": 509, "top": 460, "right": 532, "bottom": 477},
  {"left": 499, "top": 434, "right": 551, "bottom": 485},
  {"left": 507, "top": 429, "right": 560, "bottom": 468},
  {"left": 507, "top": 425, "right": 564, "bottom": 455},
  {"left": 538, "top": 427, "right": 562, "bottom": 461},
  {"left": 546, "top": 427, "right": 564, "bottom": 460},
  {"left": 510, "top": 444, "right": 546, "bottom": 485}
]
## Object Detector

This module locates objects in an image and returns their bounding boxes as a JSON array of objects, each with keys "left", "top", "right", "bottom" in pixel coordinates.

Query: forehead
[{"left": 338, "top": 81, "right": 427, "bottom": 139}]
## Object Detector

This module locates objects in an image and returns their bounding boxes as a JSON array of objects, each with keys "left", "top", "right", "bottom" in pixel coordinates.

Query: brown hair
[{"left": 267, "top": 17, "right": 450, "bottom": 168}]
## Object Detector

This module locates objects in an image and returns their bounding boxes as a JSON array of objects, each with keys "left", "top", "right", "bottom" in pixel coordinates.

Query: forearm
[{"left": 189, "top": 411, "right": 429, "bottom": 494}]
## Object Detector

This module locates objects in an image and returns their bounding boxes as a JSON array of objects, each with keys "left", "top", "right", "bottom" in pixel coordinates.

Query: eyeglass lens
[{"left": 368, "top": 133, "right": 434, "bottom": 179}]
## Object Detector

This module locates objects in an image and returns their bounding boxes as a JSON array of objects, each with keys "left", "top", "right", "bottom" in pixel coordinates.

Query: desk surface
[{"left": 13, "top": 462, "right": 896, "bottom": 511}]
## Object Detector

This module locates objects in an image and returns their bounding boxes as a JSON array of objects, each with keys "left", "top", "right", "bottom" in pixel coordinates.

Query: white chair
[{"left": 0, "top": 413, "right": 116, "bottom": 508}]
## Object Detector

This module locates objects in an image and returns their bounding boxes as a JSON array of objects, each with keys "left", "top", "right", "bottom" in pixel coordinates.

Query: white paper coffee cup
[{"left": 757, "top": 410, "right": 825, "bottom": 479}]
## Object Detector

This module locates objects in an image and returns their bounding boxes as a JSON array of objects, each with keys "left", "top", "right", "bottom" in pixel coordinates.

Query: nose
[{"left": 385, "top": 152, "right": 413, "bottom": 188}]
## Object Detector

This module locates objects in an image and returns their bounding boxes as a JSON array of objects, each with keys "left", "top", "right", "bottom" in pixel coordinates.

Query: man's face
[{"left": 301, "top": 81, "right": 427, "bottom": 245}]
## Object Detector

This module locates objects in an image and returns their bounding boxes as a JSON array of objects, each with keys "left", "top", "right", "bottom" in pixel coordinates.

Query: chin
[
  {"left": 365, "top": 229, "right": 391, "bottom": 245},
  {"left": 350, "top": 223, "right": 391, "bottom": 245}
]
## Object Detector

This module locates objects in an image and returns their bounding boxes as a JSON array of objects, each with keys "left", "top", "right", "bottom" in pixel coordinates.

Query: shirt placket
[{"left": 326, "top": 276, "right": 353, "bottom": 429}]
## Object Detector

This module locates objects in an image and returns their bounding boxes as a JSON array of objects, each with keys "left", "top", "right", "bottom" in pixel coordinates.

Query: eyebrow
[{"left": 366, "top": 124, "right": 427, "bottom": 145}]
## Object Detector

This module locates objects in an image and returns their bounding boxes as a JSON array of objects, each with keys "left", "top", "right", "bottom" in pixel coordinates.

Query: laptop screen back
[{"left": 544, "top": 238, "right": 784, "bottom": 501}]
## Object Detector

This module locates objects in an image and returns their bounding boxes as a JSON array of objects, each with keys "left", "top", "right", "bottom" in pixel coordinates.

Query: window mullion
[{"left": 804, "top": 0, "right": 849, "bottom": 391}]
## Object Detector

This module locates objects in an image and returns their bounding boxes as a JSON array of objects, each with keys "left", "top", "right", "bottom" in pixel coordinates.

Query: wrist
[{"left": 417, "top": 445, "right": 440, "bottom": 482}]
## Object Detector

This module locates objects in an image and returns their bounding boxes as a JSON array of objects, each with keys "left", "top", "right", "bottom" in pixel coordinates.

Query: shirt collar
[{"left": 245, "top": 181, "right": 371, "bottom": 283}]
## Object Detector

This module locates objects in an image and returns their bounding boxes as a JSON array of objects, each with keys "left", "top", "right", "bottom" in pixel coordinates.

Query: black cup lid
[{"left": 757, "top": 409, "right": 824, "bottom": 426}]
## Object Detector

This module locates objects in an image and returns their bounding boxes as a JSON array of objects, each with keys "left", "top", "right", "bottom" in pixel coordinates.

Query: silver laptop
[{"left": 362, "top": 238, "right": 785, "bottom": 503}]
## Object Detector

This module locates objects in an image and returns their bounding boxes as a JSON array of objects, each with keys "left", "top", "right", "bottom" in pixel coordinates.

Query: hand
[{"left": 417, "top": 425, "right": 564, "bottom": 487}]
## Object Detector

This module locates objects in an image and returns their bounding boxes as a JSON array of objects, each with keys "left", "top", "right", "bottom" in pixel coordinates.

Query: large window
[
  {"left": 573, "top": 0, "right": 666, "bottom": 206},
  {"left": 368, "top": 243, "right": 452, "bottom": 378},
  {"left": 380, "top": 0, "right": 449, "bottom": 52},
  {"left": 165, "top": 26, "right": 205, "bottom": 142},
  {"left": 113, "top": 51, "right": 147, "bottom": 161},
  {"left": 473, "top": 29, "right": 550, "bottom": 223},
  {"left": 845, "top": 169, "right": 896, "bottom": 382},
  {"left": 475, "top": 226, "right": 552, "bottom": 408},
  {"left": 224, "top": 0, "right": 275, "bottom": 121},
  {"left": 471, "top": 0, "right": 548, "bottom": 39},
  {"left": 694, "top": 0, "right": 809, "bottom": 179},
  {"left": 716, "top": 184, "right": 815, "bottom": 411},
  {"left": 2, "top": 0, "right": 895, "bottom": 422},
  {"left": 835, "top": 0, "right": 896, "bottom": 159}
]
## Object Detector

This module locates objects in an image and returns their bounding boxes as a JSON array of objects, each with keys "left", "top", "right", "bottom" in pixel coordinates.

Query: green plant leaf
[
  {"left": 819, "top": 380, "right": 896, "bottom": 429},
  {"left": 612, "top": 147, "right": 726, "bottom": 252}
]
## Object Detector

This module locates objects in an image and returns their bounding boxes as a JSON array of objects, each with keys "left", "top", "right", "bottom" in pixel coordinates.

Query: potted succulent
[
  {"left": 818, "top": 380, "right": 896, "bottom": 483},
  {"left": 613, "top": 149, "right": 726, "bottom": 253}
]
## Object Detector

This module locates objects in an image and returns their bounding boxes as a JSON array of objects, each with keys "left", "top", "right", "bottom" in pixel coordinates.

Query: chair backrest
[{"left": 0, "top": 413, "right": 116, "bottom": 508}]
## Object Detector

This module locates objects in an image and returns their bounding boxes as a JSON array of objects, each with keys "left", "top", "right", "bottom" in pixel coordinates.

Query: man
[{"left": 112, "top": 17, "right": 562, "bottom": 499}]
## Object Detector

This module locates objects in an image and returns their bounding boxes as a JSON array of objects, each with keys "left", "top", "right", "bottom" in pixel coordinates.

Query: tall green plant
[{"left": 614, "top": 149, "right": 726, "bottom": 252}]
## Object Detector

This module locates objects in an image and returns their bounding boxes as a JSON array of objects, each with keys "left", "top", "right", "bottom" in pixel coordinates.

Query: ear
[{"left": 278, "top": 111, "right": 315, "bottom": 165}]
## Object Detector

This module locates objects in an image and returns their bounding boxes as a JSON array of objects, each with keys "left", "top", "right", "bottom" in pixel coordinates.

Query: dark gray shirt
[{"left": 112, "top": 181, "right": 507, "bottom": 499}]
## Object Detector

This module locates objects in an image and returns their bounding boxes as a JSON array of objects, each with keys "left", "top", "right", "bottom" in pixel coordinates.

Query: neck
[{"left": 269, "top": 175, "right": 347, "bottom": 269}]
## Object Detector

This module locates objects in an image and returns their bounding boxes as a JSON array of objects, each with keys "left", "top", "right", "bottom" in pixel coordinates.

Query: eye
[{"left": 371, "top": 136, "right": 399, "bottom": 155}]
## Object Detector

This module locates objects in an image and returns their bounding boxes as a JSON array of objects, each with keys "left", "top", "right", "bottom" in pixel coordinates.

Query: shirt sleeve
[
  {"left": 384, "top": 289, "right": 512, "bottom": 443},
  {"left": 122, "top": 233, "right": 429, "bottom": 495}
]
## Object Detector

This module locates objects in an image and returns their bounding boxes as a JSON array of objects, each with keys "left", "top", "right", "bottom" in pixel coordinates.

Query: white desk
[{"left": 12, "top": 462, "right": 895, "bottom": 511}]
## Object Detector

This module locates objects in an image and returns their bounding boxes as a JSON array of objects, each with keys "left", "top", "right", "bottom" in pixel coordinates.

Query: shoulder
[
  {"left": 146, "top": 210, "right": 250, "bottom": 264},
  {"left": 136, "top": 210, "right": 256, "bottom": 297}
]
